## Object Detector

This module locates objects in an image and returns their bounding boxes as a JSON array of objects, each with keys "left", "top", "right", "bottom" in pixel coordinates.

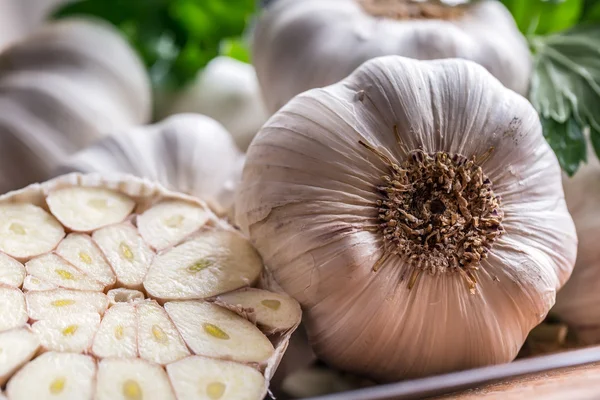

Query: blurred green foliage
[{"left": 52, "top": 0, "right": 256, "bottom": 90}]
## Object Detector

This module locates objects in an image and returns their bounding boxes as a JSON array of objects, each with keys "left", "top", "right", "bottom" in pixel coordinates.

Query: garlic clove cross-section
[
  {"left": 167, "top": 355, "right": 266, "bottom": 400},
  {"left": 143, "top": 230, "right": 263, "bottom": 301},
  {"left": 6, "top": 352, "right": 97, "bottom": 400},
  {"left": 95, "top": 358, "right": 176, "bottom": 400},
  {"left": 0, "top": 173, "right": 300, "bottom": 399},
  {"left": 235, "top": 56, "right": 577, "bottom": 381},
  {"left": 164, "top": 300, "right": 275, "bottom": 364}
]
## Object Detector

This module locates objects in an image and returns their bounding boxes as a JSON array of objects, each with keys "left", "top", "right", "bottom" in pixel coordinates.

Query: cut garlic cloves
[
  {"left": 215, "top": 288, "right": 302, "bottom": 333},
  {"left": 26, "top": 289, "right": 108, "bottom": 321},
  {"left": 6, "top": 352, "right": 96, "bottom": 400},
  {"left": 137, "top": 200, "right": 210, "bottom": 251},
  {"left": 31, "top": 312, "right": 100, "bottom": 353},
  {"left": 22, "top": 275, "right": 57, "bottom": 292},
  {"left": 0, "top": 174, "right": 301, "bottom": 398},
  {"left": 91, "top": 303, "right": 138, "bottom": 359},
  {"left": 167, "top": 355, "right": 266, "bottom": 400},
  {"left": 0, "top": 252, "right": 25, "bottom": 288},
  {"left": 25, "top": 253, "right": 105, "bottom": 291},
  {"left": 144, "top": 230, "right": 263, "bottom": 301},
  {"left": 93, "top": 223, "right": 154, "bottom": 289},
  {"left": 165, "top": 301, "right": 275, "bottom": 364},
  {"left": 137, "top": 301, "right": 190, "bottom": 365},
  {"left": 56, "top": 233, "right": 116, "bottom": 287},
  {"left": 96, "top": 358, "right": 176, "bottom": 400},
  {"left": 46, "top": 187, "right": 135, "bottom": 232},
  {"left": 0, "top": 328, "right": 40, "bottom": 386},
  {"left": 0, "top": 203, "right": 64, "bottom": 260},
  {"left": 0, "top": 286, "right": 28, "bottom": 331}
]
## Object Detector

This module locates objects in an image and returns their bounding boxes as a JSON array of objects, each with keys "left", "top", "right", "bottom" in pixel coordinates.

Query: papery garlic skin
[
  {"left": 236, "top": 56, "right": 576, "bottom": 381},
  {"left": 0, "top": 18, "right": 151, "bottom": 194},
  {"left": 159, "top": 57, "right": 270, "bottom": 151},
  {"left": 56, "top": 114, "right": 244, "bottom": 216},
  {"left": 553, "top": 155, "right": 600, "bottom": 344},
  {"left": 253, "top": 0, "right": 531, "bottom": 113}
]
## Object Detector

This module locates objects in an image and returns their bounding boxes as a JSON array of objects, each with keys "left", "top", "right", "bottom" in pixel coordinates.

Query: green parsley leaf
[
  {"left": 501, "top": 0, "right": 582, "bottom": 35},
  {"left": 529, "top": 25, "right": 600, "bottom": 175}
]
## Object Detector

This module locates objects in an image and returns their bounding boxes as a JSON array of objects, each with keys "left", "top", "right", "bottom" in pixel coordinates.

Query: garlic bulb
[
  {"left": 253, "top": 0, "right": 531, "bottom": 113},
  {"left": 159, "top": 56, "right": 270, "bottom": 151},
  {"left": 235, "top": 56, "right": 577, "bottom": 381},
  {"left": 0, "top": 172, "right": 300, "bottom": 399},
  {"left": 552, "top": 154, "right": 600, "bottom": 344},
  {"left": 56, "top": 114, "right": 244, "bottom": 217},
  {"left": 0, "top": 18, "right": 151, "bottom": 194}
]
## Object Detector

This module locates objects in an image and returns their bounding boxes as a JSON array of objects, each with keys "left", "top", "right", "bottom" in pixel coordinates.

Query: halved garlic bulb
[
  {"left": 235, "top": 56, "right": 576, "bottom": 381},
  {"left": 253, "top": 0, "right": 531, "bottom": 112},
  {"left": 56, "top": 114, "right": 245, "bottom": 216},
  {"left": 0, "top": 173, "right": 301, "bottom": 399}
]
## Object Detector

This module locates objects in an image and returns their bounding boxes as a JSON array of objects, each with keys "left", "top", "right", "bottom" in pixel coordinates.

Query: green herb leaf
[
  {"left": 52, "top": 0, "right": 256, "bottom": 90},
  {"left": 529, "top": 25, "right": 600, "bottom": 175},
  {"left": 501, "top": 0, "right": 582, "bottom": 35}
]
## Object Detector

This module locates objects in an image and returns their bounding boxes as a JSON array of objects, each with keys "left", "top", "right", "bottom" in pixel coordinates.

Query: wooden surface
[{"left": 434, "top": 362, "right": 600, "bottom": 399}]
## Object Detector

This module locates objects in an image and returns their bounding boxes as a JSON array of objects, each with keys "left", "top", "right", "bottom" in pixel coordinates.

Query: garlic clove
[
  {"left": 47, "top": 187, "right": 135, "bottom": 232},
  {"left": 56, "top": 233, "right": 116, "bottom": 287},
  {"left": 136, "top": 300, "right": 190, "bottom": 365},
  {"left": 0, "top": 203, "right": 65, "bottom": 260},
  {"left": 0, "top": 252, "right": 25, "bottom": 288},
  {"left": 96, "top": 358, "right": 176, "bottom": 400},
  {"left": 106, "top": 288, "right": 145, "bottom": 306},
  {"left": 6, "top": 352, "right": 96, "bottom": 400},
  {"left": 26, "top": 289, "right": 108, "bottom": 321},
  {"left": 143, "top": 230, "right": 262, "bottom": 301},
  {"left": 25, "top": 253, "right": 105, "bottom": 292},
  {"left": 215, "top": 288, "right": 302, "bottom": 334},
  {"left": 0, "top": 328, "right": 40, "bottom": 386},
  {"left": 31, "top": 312, "right": 101, "bottom": 353},
  {"left": 167, "top": 355, "right": 266, "bottom": 400},
  {"left": 92, "top": 223, "right": 154, "bottom": 289},
  {"left": 22, "top": 275, "right": 58, "bottom": 292},
  {"left": 137, "top": 199, "right": 210, "bottom": 251},
  {"left": 91, "top": 303, "right": 138, "bottom": 359},
  {"left": 164, "top": 300, "right": 275, "bottom": 364},
  {"left": 0, "top": 286, "right": 28, "bottom": 331}
]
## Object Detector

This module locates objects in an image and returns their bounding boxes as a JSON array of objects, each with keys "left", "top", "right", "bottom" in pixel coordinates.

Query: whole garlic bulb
[
  {"left": 235, "top": 56, "right": 577, "bottom": 381},
  {"left": 0, "top": 18, "right": 151, "bottom": 194},
  {"left": 56, "top": 114, "right": 244, "bottom": 217},
  {"left": 159, "top": 56, "right": 270, "bottom": 151},
  {"left": 253, "top": 0, "right": 531, "bottom": 112},
  {"left": 552, "top": 154, "right": 600, "bottom": 344}
]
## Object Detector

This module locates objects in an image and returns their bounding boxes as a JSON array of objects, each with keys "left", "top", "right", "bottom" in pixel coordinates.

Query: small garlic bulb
[
  {"left": 0, "top": 17, "right": 151, "bottom": 194},
  {"left": 159, "top": 56, "right": 270, "bottom": 151},
  {"left": 552, "top": 154, "right": 600, "bottom": 344},
  {"left": 236, "top": 56, "right": 577, "bottom": 381},
  {"left": 56, "top": 114, "right": 244, "bottom": 217},
  {"left": 253, "top": 0, "right": 531, "bottom": 112}
]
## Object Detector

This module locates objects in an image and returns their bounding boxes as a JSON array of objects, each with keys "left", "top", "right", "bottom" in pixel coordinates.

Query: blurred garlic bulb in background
[
  {"left": 57, "top": 114, "right": 244, "bottom": 217},
  {"left": 158, "top": 56, "right": 270, "bottom": 151},
  {"left": 253, "top": 0, "right": 531, "bottom": 112},
  {"left": 0, "top": 18, "right": 151, "bottom": 194},
  {"left": 552, "top": 152, "right": 600, "bottom": 344},
  {"left": 236, "top": 56, "right": 576, "bottom": 381},
  {"left": 0, "top": 0, "right": 69, "bottom": 51}
]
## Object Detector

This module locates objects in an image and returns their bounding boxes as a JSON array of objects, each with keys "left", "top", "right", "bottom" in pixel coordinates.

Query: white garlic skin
[
  {"left": 0, "top": 17, "right": 151, "bottom": 194},
  {"left": 253, "top": 0, "right": 531, "bottom": 113},
  {"left": 235, "top": 56, "right": 576, "bottom": 381},
  {"left": 56, "top": 114, "right": 244, "bottom": 216},
  {"left": 552, "top": 154, "right": 600, "bottom": 344},
  {"left": 158, "top": 56, "right": 270, "bottom": 151}
]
